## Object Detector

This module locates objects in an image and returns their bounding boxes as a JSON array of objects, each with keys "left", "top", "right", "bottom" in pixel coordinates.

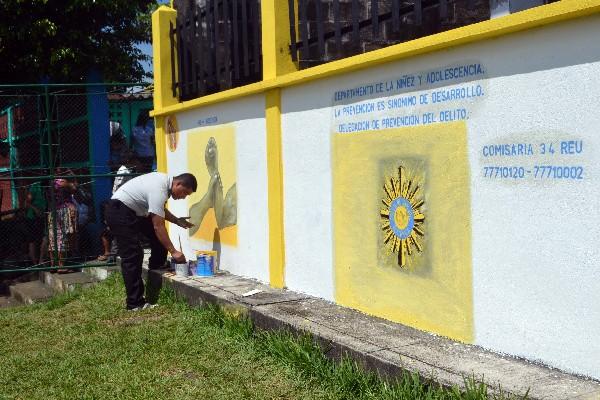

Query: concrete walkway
[{"left": 142, "top": 268, "right": 600, "bottom": 400}]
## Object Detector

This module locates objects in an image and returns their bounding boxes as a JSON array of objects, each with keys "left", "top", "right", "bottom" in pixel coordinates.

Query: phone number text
[{"left": 482, "top": 166, "right": 584, "bottom": 180}]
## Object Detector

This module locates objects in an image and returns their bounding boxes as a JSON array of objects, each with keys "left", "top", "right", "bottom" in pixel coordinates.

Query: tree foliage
[{"left": 0, "top": 0, "right": 160, "bottom": 83}]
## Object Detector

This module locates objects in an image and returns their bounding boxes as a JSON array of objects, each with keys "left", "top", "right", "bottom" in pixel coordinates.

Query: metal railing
[
  {"left": 288, "top": 0, "right": 561, "bottom": 68},
  {"left": 171, "top": 0, "right": 263, "bottom": 101},
  {"left": 289, "top": 0, "right": 484, "bottom": 68},
  {"left": 169, "top": 0, "right": 560, "bottom": 99}
]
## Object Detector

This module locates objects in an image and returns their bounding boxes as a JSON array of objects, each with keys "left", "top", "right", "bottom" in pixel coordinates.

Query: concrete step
[
  {"left": 40, "top": 271, "right": 100, "bottom": 293},
  {"left": 82, "top": 261, "right": 120, "bottom": 280},
  {"left": 9, "top": 281, "right": 53, "bottom": 304},
  {"left": 4, "top": 262, "right": 117, "bottom": 307},
  {"left": 0, "top": 295, "right": 20, "bottom": 308}
]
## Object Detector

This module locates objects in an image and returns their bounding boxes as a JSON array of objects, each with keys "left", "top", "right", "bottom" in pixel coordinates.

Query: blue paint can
[
  {"left": 195, "top": 253, "right": 215, "bottom": 276},
  {"left": 205, "top": 255, "right": 214, "bottom": 274}
]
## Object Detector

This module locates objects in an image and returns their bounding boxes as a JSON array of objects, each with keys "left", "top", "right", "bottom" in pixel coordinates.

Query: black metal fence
[
  {"left": 289, "top": 0, "right": 480, "bottom": 68},
  {"left": 288, "top": 0, "right": 560, "bottom": 68},
  {"left": 172, "top": 0, "right": 263, "bottom": 101},
  {"left": 170, "top": 0, "right": 560, "bottom": 98},
  {"left": 0, "top": 84, "right": 152, "bottom": 274}
]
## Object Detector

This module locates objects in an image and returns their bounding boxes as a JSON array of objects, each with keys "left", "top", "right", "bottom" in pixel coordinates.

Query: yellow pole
[
  {"left": 261, "top": 0, "right": 298, "bottom": 80},
  {"left": 261, "top": 0, "right": 299, "bottom": 288},
  {"left": 265, "top": 89, "right": 285, "bottom": 288},
  {"left": 152, "top": 5, "right": 178, "bottom": 173}
]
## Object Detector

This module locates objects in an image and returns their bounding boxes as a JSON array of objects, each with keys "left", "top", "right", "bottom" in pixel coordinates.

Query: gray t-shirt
[{"left": 112, "top": 172, "right": 171, "bottom": 217}]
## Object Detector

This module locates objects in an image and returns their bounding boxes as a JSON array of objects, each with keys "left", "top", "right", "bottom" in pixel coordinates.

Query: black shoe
[{"left": 128, "top": 303, "right": 158, "bottom": 312}]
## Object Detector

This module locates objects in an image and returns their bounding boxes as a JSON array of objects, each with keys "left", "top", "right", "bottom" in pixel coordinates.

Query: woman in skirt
[{"left": 47, "top": 174, "right": 78, "bottom": 273}]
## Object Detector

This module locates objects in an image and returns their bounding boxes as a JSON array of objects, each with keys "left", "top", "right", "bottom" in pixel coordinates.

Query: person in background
[
  {"left": 97, "top": 154, "right": 140, "bottom": 262},
  {"left": 131, "top": 110, "right": 155, "bottom": 173},
  {"left": 109, "top": 121, "right": 128, "bottom": 172},
  {"left": 24, "top": 181, "right": 47, "bottom": 265},
  {"left": 105, "top": 172, "right": 196, "bottom": 311},
  {"left": 47, "top": 170, "right": 78, "bottom": 273},
  {"left": 72, "top": 184, "right": 95, "bottom": 259},
  {"left": 112, "top": 153, "right": 141, "bottom": 194}
]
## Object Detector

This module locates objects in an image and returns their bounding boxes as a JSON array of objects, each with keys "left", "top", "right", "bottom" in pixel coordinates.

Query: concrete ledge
[
  {"left": 144, "top": 269, "right": 600, "bottom": 400},
  {"left": 9, "top": 281, "right": 53, "bottom": 304},
  {"left": 82, "top": 262, "right": 120, "bottom": 280},
  {"left": 4, "top": 264, "right": 115, "bottom": 307},
  {"left": 0, "top": 295, "right": 19, "bottom": 308},
  {"left": 40, "top": 271, "right": 100, "bottom": 293}
]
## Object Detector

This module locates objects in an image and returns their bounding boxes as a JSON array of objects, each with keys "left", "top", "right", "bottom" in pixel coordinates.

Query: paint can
[
  {"left": 195, "top": 255, "right": 212, "bottom": 276},
  {"left": 173, "top": 261, "right": 189, "bottom": 277},
  {"left": 194, "top": 250, "right": 217, "bottom": 276}
]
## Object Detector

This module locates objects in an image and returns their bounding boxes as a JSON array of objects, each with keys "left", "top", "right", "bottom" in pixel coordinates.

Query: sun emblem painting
[{"left": 380, "top": 164, "right": 426, "bottom": 268}]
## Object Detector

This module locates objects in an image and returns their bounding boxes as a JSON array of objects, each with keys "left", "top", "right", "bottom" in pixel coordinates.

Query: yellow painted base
[{"left": 333, "top": 122, "right": 473, "bottom": 342}]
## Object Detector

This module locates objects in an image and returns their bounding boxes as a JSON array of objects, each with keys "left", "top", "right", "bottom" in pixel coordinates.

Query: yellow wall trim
[
  {"left": 265, "top": 89, "right": 285, "bottom": 288},
  {"left": 151, "top": 0, "right": 600, "bottom": 117}
]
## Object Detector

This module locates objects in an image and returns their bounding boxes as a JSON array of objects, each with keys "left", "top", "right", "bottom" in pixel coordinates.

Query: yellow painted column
[
  {"left": 261, "top": 0, "right": 298, "bottom": 80},
  {"left": 261, "top": 1, "right": 298, "bottom": 288},
  {"left": 265, "top": 89, "right": 285, "bottom": 288},
  {"left": 154, "top": 116, "right": 167, "bottom": 173},
  {"left": 152, "top": 5, "right": 178, "bottom": 173}
]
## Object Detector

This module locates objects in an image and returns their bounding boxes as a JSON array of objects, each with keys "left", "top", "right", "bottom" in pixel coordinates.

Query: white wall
[
  {"left": 468, "top": 19, "right": 600, "bottom": 378},
  {"left": 166, "top": 95, "right": 270, "bottom": 283},
  {"left": 280, "top": 14, "right": 600, "bottom": 379},
  {"left": 281, "top": 94, "right": 335, "bottom": 301}
]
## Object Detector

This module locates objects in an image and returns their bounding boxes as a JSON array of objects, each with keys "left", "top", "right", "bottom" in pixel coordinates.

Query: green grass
[{"left": 0, "top": 276, "right": 525, "bottom": 400}]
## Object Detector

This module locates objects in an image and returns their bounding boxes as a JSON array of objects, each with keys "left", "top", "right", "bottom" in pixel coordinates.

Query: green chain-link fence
[{"left": 0, "top": 83, "right": 154, "bottom": 274}]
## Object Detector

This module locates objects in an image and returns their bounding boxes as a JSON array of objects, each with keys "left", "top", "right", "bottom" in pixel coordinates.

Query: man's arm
[
  {"left": 164, "top": 208, "right": 194, "bottom": 229},
  {"left": 163, "top": 209, "right": 178, "bottom": 224},
  {"left": 150, "top": 213, "right": 186, "bottom": 262}
]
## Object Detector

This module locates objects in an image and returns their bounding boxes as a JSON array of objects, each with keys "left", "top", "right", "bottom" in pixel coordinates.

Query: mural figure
[
  {"left": 380, "top": 165, "right": 425, "bottom": 268},
  {"left": 189, "top": 137, "right": 237, "bottom": 236}
]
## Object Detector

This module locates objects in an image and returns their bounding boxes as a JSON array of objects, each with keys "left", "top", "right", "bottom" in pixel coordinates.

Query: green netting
[{"left": 0, "top": 83, "right": 151, "bottom": 273}]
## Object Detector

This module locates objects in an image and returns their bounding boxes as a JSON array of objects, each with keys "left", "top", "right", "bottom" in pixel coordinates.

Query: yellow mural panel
[
  {"left": 187, "top": 125, "right": 238, "bottom": 246},
  {"left": 333, "top": 122, "right": 473, "bottom": 342}
]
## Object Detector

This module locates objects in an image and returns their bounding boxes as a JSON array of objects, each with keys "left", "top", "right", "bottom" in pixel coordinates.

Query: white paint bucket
[{"left": 174, "top": 263, "right": 189, "bottom": 277}]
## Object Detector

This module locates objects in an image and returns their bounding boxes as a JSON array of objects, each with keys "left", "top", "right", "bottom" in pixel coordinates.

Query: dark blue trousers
[{"left": 104, "top": 200, "right": 167, "bottom": 309}]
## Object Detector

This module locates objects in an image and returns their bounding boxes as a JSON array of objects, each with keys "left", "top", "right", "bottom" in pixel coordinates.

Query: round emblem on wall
[{"left": 380, "top": 165, "right": 426, "bottom": 268}]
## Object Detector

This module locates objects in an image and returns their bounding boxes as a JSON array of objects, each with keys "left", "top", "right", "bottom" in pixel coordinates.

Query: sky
[
  {"left": 138, "top": 1, "right": 171, "bottom": 78},
  {"left": 138, "top": 42, "right": 154, "bottom": 77}
]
